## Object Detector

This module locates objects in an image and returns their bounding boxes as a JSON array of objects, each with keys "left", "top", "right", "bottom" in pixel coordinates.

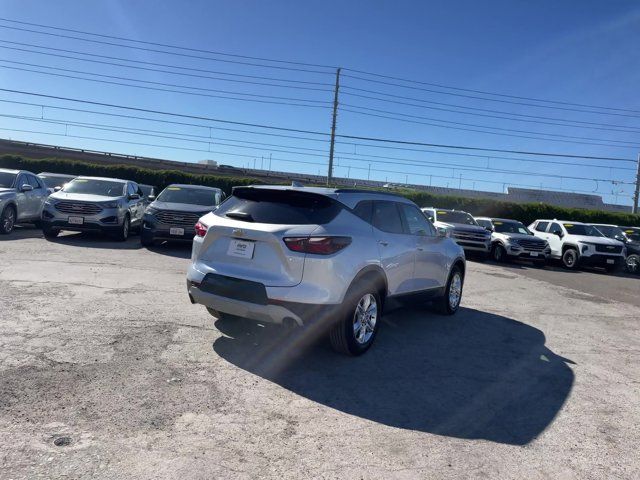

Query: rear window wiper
[{"left": 225, "top": 211, "right": 254, "bottom": 222}]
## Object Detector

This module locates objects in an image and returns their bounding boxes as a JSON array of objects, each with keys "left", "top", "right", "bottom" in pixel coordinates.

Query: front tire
[
  {"left": 43, "top": 226, "right": 59, "bottom": 239},
  {"left": 0, "top": 205, "right": 16, "bottom": 234},
  {"left": 115, "top": 214, "right": 130, "bottom": 242},
  {"left": 626, "top": 254, "right": 640, "bottom": 274},
  {"left": 561, "top": 248, "right": 579, "bottom": 269},
  {"left": 140, "top": 231, "right": 154, "bottom": 247},
  {"left": 492, "top": 244, "right": 507, "bottom": 263},
  {"left": 329, "top": 287, "right": 381, "bottom": 356},
  {"left": 435, "top": 265, "right": 464, "bottom": 315}
]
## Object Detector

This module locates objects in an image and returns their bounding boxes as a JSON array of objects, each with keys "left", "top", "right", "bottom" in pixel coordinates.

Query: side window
[
  {"left": 549, "top": 222, "right": 562, "bottom": 235},
  {"left": 535, "top": 221, "right": 549, "bottom": 232},
  {"left": 127, "top": 183, "right": 137, "bottom": 196},
  {"left": 27, "top": 175, "right": 42, "bottom": 189},
  {"left": 353, "top": 200, "right": 373, "bottom": 224},
  {"left": 16, "top": 174, "right": 26, "bottom": 189},
  {"left": 137, "top": 186, "right": 144, "bottom": 197},
  {"left": 372, "top": 201, "right": 404, "bottom": 234},
  {"left": 399, "top": 204, "right": 435, "bottom": 236}
]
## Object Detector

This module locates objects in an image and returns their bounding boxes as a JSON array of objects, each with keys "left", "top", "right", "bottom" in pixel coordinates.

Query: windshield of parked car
[
  {"left": 39, "top": 175, "right": 74, "bottom": 189},
  {"left": 215, "top": 188, "right": 341, "bottom": 224},
  {"left": 622, "top": 228, "right": 640, "bottom": 242},
  {"left": 0, "top": 172, "right": 17, "bottom": 188},
  {"left": 63, "top": 179, "right": 126, "bottom": 197},
  {"left": 563, "top": 223, "right": 603, "bottom": 237},
  {"left": 157, "top": 186, "right": 219, "bottom": 206},
  {"left": 594, "top": 225, "right": 626, "bottom": 241},
  {"left": 493, "top": 220, "right": 530, "bottom": 235},
  {"left": 436, "top": 210, "right": 477, "bottom": 225}
]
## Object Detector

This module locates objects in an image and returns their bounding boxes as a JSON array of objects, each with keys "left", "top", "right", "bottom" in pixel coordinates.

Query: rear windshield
[
  {"left": 63, "top": 179, "right": 126, "bottom": 197},
  {"left": 215, "top": 188, "right": 342, "bottom": 224},
  {"left": 563, "top": 223, "right": 602, "bottom": 236},
  {"left": 157, "top": 186, "right": 219, "bottom": 206},
  {"left": 436, "top": 210, "right": 477, "bottom": 225}
]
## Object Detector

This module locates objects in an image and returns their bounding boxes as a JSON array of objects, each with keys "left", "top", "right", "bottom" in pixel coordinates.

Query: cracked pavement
[{"left": 1, "top": 226, "right": 639, "bottom": 479}]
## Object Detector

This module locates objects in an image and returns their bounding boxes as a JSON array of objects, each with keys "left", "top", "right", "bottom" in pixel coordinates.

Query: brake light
[
  {"left": 194, "top": 221, "right": 208, "bottom": 237},
  {"left": 283, "top": 236, "right": 351, "bottom": 255}
]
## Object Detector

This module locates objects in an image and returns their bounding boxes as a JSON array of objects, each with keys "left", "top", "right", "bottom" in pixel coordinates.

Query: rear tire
[
  {"left": 434, "top": 265, "right": 464, "bottom": 315},
  {"left": 329, "top": 285, "right": 382, "bottom": 356},
  {"left": 561, "top": 248, "right": 579, "bottom": 270},
  {"left": 0, "top": 205, "right": 16, "bottom": 234}
]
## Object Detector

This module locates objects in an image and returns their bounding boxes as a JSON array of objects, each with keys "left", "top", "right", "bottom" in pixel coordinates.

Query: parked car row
[{"left": 419, "top": 203, "right": 638, "bottom": 274}]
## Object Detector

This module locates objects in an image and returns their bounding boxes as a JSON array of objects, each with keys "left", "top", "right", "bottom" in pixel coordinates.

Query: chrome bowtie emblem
[{"left": 233, "top": 228, "right": 244, "bottom": 237}]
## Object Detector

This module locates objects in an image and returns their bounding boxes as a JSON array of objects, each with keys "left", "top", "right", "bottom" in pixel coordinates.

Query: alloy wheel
[
  {"left": 3, "top": 208, "right": 15, "bottom": 233},
  {"left": 449, "top": 272, "right": 462, "bottom": 310},
  {"left": 352, "top": 293, "right": 378, "bottom": 345}
]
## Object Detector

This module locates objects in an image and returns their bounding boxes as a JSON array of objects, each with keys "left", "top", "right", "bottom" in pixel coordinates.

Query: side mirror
[
  {"left": 54, "top": 186, "right": 62, "bottom": 192},
  {"left": 555, "top": 231, "right": 563, "bottom": 238},
  {"left": 21, "top": 184, "right": 33, "bottom": 192},
  {"left": 484, "top": 226, "right": 493, "bottom": 232},
  {"left": 129, "top": 193, "right": 140, "bottom": 200},
  {"left": 147, "top": 195, "right": 155, "bottom": 201},
  {"left": 428, "top": 216, "right": 434, "bottom": 222},
  {"left": 437, "top": 227, "right": 449, "bottom": 238}
]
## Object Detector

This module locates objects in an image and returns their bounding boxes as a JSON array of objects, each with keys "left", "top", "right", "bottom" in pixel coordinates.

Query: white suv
[
  {"left": 187, "top": 186, "right": 466, "bottom": 355},
  {"left": 528, "top": 219, "right": 625, "bottom": 272}
]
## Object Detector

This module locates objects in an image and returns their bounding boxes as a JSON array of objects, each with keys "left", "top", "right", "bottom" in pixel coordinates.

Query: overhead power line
[
  {"left": 342, "top": 69, "right": 640, "bottom": 116},
  {"left": 0, "top": 40, "right": 333, "bottom": 90},
  {"left": 5, "top": 112, "right": 631, "bottom": 185},
  {"left": 0, "top": 23, "right": 333, "bottom": 75},
  {"left": 342, "top": 106, "right": 640, "bottom": 149},
  {"left": 341, "top": 73, "right": 640, "bottom": 119},
  {"left": 0, "top": 17, "right": 337, "bottom": 70},
  {"left": 0, "top": 63, "right": 330, "bottom": 109},
  {"left": 2, "top": 96, "right": 633, "bottom": 172},
  {"left": 1, "top": 125, "right": 630, "bottom": 197},
  {"left": 1, "top": 88, "right": 635, "bottom": 163},
  {"left": 340, "top": 86, "right": 640, "bottom": 134}
]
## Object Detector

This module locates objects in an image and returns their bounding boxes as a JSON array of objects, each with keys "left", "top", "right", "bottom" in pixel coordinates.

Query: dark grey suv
[{"left": 141, "top": 184, "right": 223, "bottom": 246}]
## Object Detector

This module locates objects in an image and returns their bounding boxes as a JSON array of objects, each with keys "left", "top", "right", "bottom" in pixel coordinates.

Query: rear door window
[
  {"left": 372, "top": 201, "right": 404, "bottom": 234},
  {"left": 535, "top": 221, "right": 549, "bottom": 232},
  {"left": 215, "top": 188, "right": 342, "bottom": 225},
  {"left": 549, "top": 222, "right": 562, "bottom": 235},
  {"left": 353, "top": 200, "right": 374, "bottom": 224}
]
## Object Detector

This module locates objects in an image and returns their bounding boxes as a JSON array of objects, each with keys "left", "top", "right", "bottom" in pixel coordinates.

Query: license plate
[
  {"left": 68, "top": 216, "right": 84, "bottom": 225},
  {"left": 170, "top": 227, "right": 185, "bottom": 236},
  {"left": 227, "top": 239, "right": 255, "bottom": 259},
  {"left": 606, "top": 259, "right": 615, "bottom": 264},
  {"left": 530, "top": 252, "right": 539, "bottom": 257}
]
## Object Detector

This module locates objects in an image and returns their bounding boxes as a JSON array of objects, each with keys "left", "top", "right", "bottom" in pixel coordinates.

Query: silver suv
[
  {"left": 0, "top": 168, "right": 48, "bottom": 234},
  {"left": 41, "top": 176, "right": 145, "bottom": 240},
  {"left": 187, "top": 186, "right": 466, "bottom": 355}
]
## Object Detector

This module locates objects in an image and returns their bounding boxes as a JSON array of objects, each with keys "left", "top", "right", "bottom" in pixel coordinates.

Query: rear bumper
[{"left": 187, "top": 280, "right": 339, "bottom": 326}]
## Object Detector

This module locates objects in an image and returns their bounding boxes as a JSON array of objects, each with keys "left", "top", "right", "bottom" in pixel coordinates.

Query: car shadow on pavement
[
  {"left": 492, "top": 258, "right": 640, "bottom": 280},
  {"left": 145, "top": 241, "right": 192, "bottom": 259},
  {"left": 47, "top": 231, "right": 144, "bottom": 250},
  {"left": 212, "top": 307, "right": 575, "bottom": 446},
  {"left": 0, "top": 224, "right": 43, "bottom": 241}
]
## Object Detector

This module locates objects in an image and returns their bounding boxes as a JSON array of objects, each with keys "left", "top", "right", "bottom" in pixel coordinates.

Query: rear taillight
[
  {"left": 283, "top": 236, "right": 351, "bottom": 255},
  {"left": 194, "top": 221, "right": 208, "bottom": 237}
]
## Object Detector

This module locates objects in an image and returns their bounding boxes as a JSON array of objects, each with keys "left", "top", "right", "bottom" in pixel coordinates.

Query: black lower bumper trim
[{"left": 200, "top": 273, "right": 269, "bottom": 305}]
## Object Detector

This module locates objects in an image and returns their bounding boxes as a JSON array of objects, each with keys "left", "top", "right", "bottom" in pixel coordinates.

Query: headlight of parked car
[
  {"left": 100, "top": 201, "right": 119, "bottom": 209},
  {"left": 145, "top": 206, "right": 159, "bottom": 216}
]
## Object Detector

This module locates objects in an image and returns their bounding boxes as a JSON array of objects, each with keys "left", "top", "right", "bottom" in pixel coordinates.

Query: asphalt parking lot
[{"left": 1, "top": 226, "right": 639, "bottom": 479}]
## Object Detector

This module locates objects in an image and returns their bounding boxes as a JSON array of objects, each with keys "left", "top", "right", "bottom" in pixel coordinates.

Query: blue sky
[{"left": 0, "top": 0, "right": 639, "bottom": 205}]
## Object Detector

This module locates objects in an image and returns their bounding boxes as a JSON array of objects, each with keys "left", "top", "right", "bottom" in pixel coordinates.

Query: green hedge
[
  {"left": 2, "top": 154, "right": 639, "bottom": 226},
  {"left": 0, "top": 154, "right": 261, "bottom": 195}
]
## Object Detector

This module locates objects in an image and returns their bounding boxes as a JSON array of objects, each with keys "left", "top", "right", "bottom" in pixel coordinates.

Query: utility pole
[
  {"left": 327, "top": 67, "right": 341, "bottom": 185},
  {"left": 633, "top": 152, "right": 640, "bottom": 214}
]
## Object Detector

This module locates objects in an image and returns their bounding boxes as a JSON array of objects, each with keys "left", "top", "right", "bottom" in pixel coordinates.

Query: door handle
[
  {"left": 417, "top": 247, "right": 424, "bottom": 251},
  {"left": 378, "top": 240, "right": 389, "bottom": 246}
]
